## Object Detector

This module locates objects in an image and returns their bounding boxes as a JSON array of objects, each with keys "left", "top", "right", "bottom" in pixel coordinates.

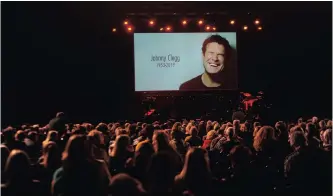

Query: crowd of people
[{"left": 1, "top": 112, "right": 332, "bottom": 196}]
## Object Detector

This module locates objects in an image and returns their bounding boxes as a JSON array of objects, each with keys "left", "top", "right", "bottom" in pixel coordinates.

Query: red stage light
[
  {"left": 198, "top": 20, "right": 204, "bottom": 25},
  {"left": 182, "top": 20, "right": 187, "bottom": 25},
  {"left": 149, "top": 20, "right": 155, "bottom": 25},
  {"left": 166, "top": 26, "right": 171, "bottom": 31},
  {"left": 127, "top": 26, "right": 133, "bottom": 32}
]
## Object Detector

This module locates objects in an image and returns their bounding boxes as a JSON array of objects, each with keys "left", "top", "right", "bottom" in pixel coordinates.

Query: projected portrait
[{"left": 179, "top": 34, "right": 236, "bottom": 90}]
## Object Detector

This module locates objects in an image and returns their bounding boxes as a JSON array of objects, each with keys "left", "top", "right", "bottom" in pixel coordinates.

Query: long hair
[
  {"left": 62, "top": 134, "right": 93, "bottom": 170},
  {"left": 153, "top": 131, "right": 174, "bottom": 153},
  {"left": 42, "top": 141, "right": 61, "bottom": 170},
  {"left": 110, "top": 135, "right": 131, "bottom": 158},
  {"left": 4, "top": 150, "right": 32, "bottom": 184},
  {"left": 176, "top": 148, "right": 211, "bottom": 190},
  {"left": 253, "top": 126, "right": 276, "bottom": 152},
  {"left": 171, "top": 122, "right": 181, "bottom": 133}
]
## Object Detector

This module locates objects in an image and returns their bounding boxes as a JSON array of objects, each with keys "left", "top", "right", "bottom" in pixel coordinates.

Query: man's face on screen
[{"left": 203, "top": 42, "right": 225, "bottom": 74}]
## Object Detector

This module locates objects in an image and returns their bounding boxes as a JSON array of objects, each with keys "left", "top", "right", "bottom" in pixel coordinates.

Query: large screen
[{"left": 134, "top": 32, "right": 237, "bottom": 91}]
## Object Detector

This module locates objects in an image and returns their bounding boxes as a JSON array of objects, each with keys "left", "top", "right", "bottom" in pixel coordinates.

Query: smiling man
[{"left": 179, "top": 35, "right": 233, "bottom": 90}]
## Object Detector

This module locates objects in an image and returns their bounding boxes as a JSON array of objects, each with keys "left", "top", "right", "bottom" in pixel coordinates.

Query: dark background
[{"left": 2, "top": 2, "right": 332, "bottom": 126}]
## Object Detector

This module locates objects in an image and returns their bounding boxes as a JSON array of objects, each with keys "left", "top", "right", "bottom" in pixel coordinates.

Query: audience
[{"left": 1, "top": 113, "right": 332, "bottom": 196}]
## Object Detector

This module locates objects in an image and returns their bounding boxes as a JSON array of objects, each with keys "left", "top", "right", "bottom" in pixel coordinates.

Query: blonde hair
[{"left": 253, "top": 126, "right": 276, "bottom": 152}]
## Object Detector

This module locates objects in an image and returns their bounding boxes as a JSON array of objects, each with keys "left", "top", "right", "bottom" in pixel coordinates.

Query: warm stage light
[
  {"left": 257, "top": 26, "right": 262, "bottom": 31},
  {"left": 243, "top": 25, "right": 248, "bottom": 30},
  {"left": 198, "top": 20, "right": 204, "bottom": 25},
  {"left": 124, "top": 20, "right": 129, "bottom": 25},
  {"left": 212, "top": 27, "right": 216, "bottom": 31},
  {"left": 127, "top": 26, "right": 132, "bottom": 32},
  {"left": 182, "top": 20, "right": 187, "bottom": 25},
  {"left": 149, "top": 20, "right": 155, "bottom": 25},
  {"left": 112, "top": 28, "right": 116, "bottom": 32},
  {"left": 230, "top": 20, "right": 235, "bottom": 25},
  {"left": 166, "top": 26, "right": 171, "bottom": 31},
  {"left": 205, "top": 25, "right": 211, "bottom": 31},
  {"left": 254, "top": 19, "right": 260, "bottom": 25},
  {"left": 160, "top": 27, "right": 164, "bottom": 31}
]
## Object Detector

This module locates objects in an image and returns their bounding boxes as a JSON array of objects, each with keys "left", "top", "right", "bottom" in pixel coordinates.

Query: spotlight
[
  {"left": 198, "top": 20, "right": 204, "bottom": 25},
  {"left": 257, "top": 26, "right": 262, "bottom": 31},
  {"left": 230, "top": 20, "right": 235, "bottom": 25},
  {"left": 127, "top": 26, "right": 133, "bottom": 32},
  {"left": 166, "top": 26, "right": 171, "bottom": 31},
  {"left": 149, "top": 20, "right": 155, "bottom": 26},
  {"left": 182, "top": 20, "right": 187, "bottom": 25},
  {"left": 160, "top": 27, "right": 164, "bottom": 31},
  {"left": 254, "top": 19, "right": 260, "bottom": 25},
  {"left": 205, "top": 25, "right": 211, "bottom": 31},
  {"left": 112, "top": 28, "right": 116, "bottom": 32},
  {"left": 212, "top": 27, "right": 216, "bottom": 31},
  {"left": 124, "top": 20, "right": 129, "bottom": 25}
]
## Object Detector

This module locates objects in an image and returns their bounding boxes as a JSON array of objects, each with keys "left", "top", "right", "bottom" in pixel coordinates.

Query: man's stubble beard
[{"left": 204, "top": 67, "right": 224, "bottom": 83}]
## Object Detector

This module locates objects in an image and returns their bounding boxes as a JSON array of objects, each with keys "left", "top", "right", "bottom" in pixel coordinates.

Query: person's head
[
  {"left": 2, "top": 127, "right": 15, "bottom": 142},
  {"left": 233, "top": 120, "right": 241, "bottom": 134},
  {"left": 96, "top": 123, "right": 108, "bottom": 134},
  {"left": 115, "top": 127, "right": 127, "bottom": 136},
  {"left": 1, "top": 145, "right": 10, "bottom": 171},
  {"left": 171, "top": 129, "right": 183, "bottom": 141},
  {"left": 297, "top": 117, "right": 303, "bottom": 125},
  {"left": 62, "top": 134, "right": 92, "bottom": 168},
  {"left": 44, "top": 130, "right": 58, "bottom": 146},
  {"left": 253, "top": 126, "right": 276, "bottom": 152},
  {"left": 110, "top": 173, "right": 146, "bottom": 196},
  {"left": 27, "top": 131, "right": 38, "bottom": 142},
  {"left": 319, "top": 120, "right": 326, "bottom": 130},
  {"left": 229, "top": 145, "right": 252, "bottom": 168},
  {"left": 312, "top": 116, "right": 319, "bottom": 124},
  {"left": 190, "top": 126, "right": 198, "bottom": 137},
  {"left": 185, "top": 122, "right": 194, "bottom": 134},
  {"left": 289, "top": 131, "right": 307, "bottom": 149},
  {"left": 87, "top": 130, "right": 105, "bottom": 148},
  {"left": 179, "top": 147, "right": 211, "bottom": 182},
  {"left": 201, "top": 35, "right": 231, "bottom": 75},
  {"left": 5, "top": 149, "right": 31, "bottom": 183},
  {"left": 213, "top": 123, "right": 220, "bottom": 131},
  {"left": 305, "top": 123, "right": 317, "bottom": 138},
  {"left": 205, "top": 123, "right": 213, "bottom": 133},
  {"left": 322, "top": 129, "right": 332, "bottom": 147},
  {"left": 111, "top": 135, "right": 131, "bottom": 157},
  {"left": 275, "top": 121, "right": 287, "bottom": 140},
  {"left": 14, "top": 130, "right": 25, "bottom": 142},
  {"left": 152, "top": 131, "right": 171, "bottom": 152},
  {"left": 225, "top": 127, "right": 234, "bottom": 139},
  {"left": 206, "top": 130, "right": 216, "bottom": 140},
  {"left": 171, "top": 122, "right": 182, "bottom": 132},
  {"left": 42, "top": 141, "right": 61, "bottom": 170}
]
